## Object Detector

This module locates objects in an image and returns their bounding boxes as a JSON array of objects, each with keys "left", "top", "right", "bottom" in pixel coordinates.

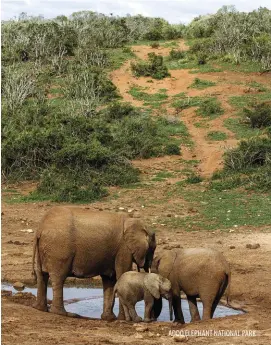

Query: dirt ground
[{"left": 2, "top": 40, "right": 271, "bottom": 344}]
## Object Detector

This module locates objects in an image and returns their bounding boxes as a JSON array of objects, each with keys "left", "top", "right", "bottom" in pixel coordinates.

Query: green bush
[
  {"left": 224, "top": 137, "right": 271, "bottom": 171},
  {"left": 2, "top": 101, "right": 182, "bottom": 201},
  {"left": 244, "top": 102, "right": 271, "bottom": 128},
  {"left": 131, "top": 53, "right": 170, "bottom": 79},
  {"left": 168, "top": 49, "right": 186, "bottom": 60},
  {"left": 150, "top": 43, "right": 160, "bottom": 48},
  {"left": 164, "top": 143, "right": 181, "bottom": 155},
  {"left": 197, "top": 98, "right": 224, "bottom": 117},
  {"left": 186, "top": 173, "right": 203, "bottom": 184}
]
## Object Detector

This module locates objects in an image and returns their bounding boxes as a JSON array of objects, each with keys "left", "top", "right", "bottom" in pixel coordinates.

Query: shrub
[
  {"left": 164, "top": 143, "right": 181, "bottom": 155},
  {"left": 224, "top": 137, "right": 271, "bottom": 171},
  {"left": 168, "top": 49, "right": 186, "bottom": 60},
  {"left": 186, "top": 173, "right": 203, "bottom": 184},
  {"left": 131, "top": 53, "right": 170, "bottom": 79},
  {"left": 197, "top": 98, "right": 224, "bottom": 117},
  {"left": 151, "top": 43, "right": 160, "bottom": 48},
  {"left": 2, "top": 101, "right": 182, "bottom": 201},
  {"left": 244, "top": 102, "right": 271, "bottom": 128}
]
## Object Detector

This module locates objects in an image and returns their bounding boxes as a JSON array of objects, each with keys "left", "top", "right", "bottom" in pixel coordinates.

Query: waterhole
[{"left": 2, "top": 283, "right": 244, "bottom": 322}]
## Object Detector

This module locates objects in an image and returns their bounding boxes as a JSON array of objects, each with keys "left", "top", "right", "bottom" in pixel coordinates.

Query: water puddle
[{"left": 2, "top": 283, "right": 244, "bottom": 322}]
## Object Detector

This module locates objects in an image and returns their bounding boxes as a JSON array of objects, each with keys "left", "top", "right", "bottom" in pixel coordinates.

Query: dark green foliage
[
  {"left": 2, "top": 101, "right": 183, "bottom": 201},
  {"left": 131, "top": 53, "right": 170, "bottom": 79},
  {"left": 150, "top": 43, "right": 160, "bottom": 48},
  {"left": 164, "top": 143, "right": 181, "bottom": 155},
  {"left": 244, "top": 102, "right": 271, "bottom": 128},
  {"left": 197, "top": 98, "right": 224, "bottom": 117},
  {"left": 189, "top": 78, "right": 216, "bottom": 89},
  {"left": 224, "top": 137, "right": 271, "bottom": 171},
  {"left": 186, "top": 173, "right": 203, "bottom": 184},
  {"left": 168, "top": 49, "right": 186, "bottom": 60}
]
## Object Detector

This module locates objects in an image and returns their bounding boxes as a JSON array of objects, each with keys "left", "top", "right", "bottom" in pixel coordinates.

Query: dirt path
[{"left": 111, "top": 40, "right": 271, "bottom": 177}]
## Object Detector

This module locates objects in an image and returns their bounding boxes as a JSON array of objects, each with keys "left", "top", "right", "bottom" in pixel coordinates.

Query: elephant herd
[{"left": 32, "top": 206, "right": 230, "bottom": 323}]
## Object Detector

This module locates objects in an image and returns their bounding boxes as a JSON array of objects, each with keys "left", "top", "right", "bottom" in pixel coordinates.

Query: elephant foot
[
  {"left": 101, "top": 312, "right": 117, "bottom": 321},
  {"left": 117, "top": 313, "right": 126, "bottom": 321},
  {"left": 143, "top": 318, "right": 154, "bottom": 323},
  {"left": 49, "top": 305, "right": 79, "bottom": 318},
  {"left": 33, "top": 302, "right": 48, "bottom": 312},
  {"left": 174, "top": 318, "right": 185, "bottom": 324},
  {"left": 133, "top": 316, "right": 143, "bottom": 323}
]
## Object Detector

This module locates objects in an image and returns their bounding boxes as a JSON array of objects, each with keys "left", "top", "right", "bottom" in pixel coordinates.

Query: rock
[
  {"left": 229, "top": 245, "right": 235, "bottom": 249},
  {"left": 148, "top": 332, "right": 155, "bottom": 337},
  {"left": 246, "top": 243, "right": 260, "bottom": 249},
  {"left": 13, "top": 281, "right": 25, "bottom": 290},
  {"left": 118, "top": 207, "right": 125, "bottom": 211},
  {"left": 128, "top": 209, "right": 134, "bottom": 213},
  {"left": 135, "top": 333, "right": 144, "bottom": 339},
  {"left": 166, "top": 214, "right": 172, "bottom": 217},
  {"left": 20, "top": 229, "right": 34, "bottom": 233},
  {"left": 173, "top": 335, "right": 188, "bottom": 342},
  {"left": 136, "top": 326, "right": 149, "bottom": 332},
  {"left": 217, "top": 240, "right": 222, "bottom": 244}
]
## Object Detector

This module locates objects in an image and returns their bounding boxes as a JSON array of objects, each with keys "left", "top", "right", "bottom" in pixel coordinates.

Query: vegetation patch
[
  {"left": 131, "top": 53, "right": 170, "bottom": 79},
  {"left": 196, "top": 98, "right": 224, "bottom": 118},
  {"left": 128, "top": 86, "right": 168, "bottom": 102},
  {"left": 189, "top": 78, "right": 216, "bottom": 90},
  {"left": 207, "top": 131, "right": 228, "bottom": 141}
]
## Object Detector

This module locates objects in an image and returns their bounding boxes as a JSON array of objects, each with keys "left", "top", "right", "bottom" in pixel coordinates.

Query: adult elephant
[
  {"left": 151, "top": 248, "right": 230, "bottom": 323},
  {"left": 32, "top": 206, "right": 156, "bottom": 320}
]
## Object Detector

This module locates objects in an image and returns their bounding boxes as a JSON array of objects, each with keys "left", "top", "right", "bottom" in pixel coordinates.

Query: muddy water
[{"left": 2, "top": 284, "right": 243, "bottom": 322}]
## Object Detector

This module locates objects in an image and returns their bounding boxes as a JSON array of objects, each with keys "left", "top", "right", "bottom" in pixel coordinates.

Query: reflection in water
[{"left": 2, "top": 284, "right": 243, "bottom": 322}]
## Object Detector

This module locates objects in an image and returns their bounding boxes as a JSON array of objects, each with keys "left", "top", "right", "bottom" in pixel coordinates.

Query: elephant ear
[
  {"left": 124, "top": 218, "right": 149, "bottom": 268},
  {"left": 155, "top": 250, "right": 176, "bottom": 279},
  {"left": 143, "top": 273, "right": 161, "bottom": 299}
]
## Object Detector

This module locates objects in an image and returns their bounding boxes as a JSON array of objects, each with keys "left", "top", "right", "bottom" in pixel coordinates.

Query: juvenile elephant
[
  {"left": 152, "top": 248, "right": 230, "bottom": 323},
  {"left": 110, "top": 271, "right": 173, "bottom": 322},
  {"left": 32, "top": 207, "right": 156, "bottom": 320}
]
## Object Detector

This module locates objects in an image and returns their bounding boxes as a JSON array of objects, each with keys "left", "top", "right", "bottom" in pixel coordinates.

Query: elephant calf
[
  {"left": 110, "top": 271, "right": 173, "bottom": 322},
  {"left": 152, "top": 248, "right": 231, "bottom": 323}
]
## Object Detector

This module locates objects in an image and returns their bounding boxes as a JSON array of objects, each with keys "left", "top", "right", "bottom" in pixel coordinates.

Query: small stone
[
  {"left": 13, "top": 282, "right": 25, "bottom": 290},
  {"left": 118, "top": 207, "right": 125, "bottom": 211},
  {"left": 246, "top": 243, "right": 260, "bottom": 249},
  {"left": 136, "top": 326, "right": 148, "bottom": 332},
  {"left": 20, "top": 229, "right": 34, "bottom": 233},
  {"left": 135, "top": 333, "right": 144, "bottom": 339},
  {"left": 217, "top": 240, "right": 222, "bottom": 244},
  {"left": 173, "top": 335, "right": 188, "bottom": 342},
  {"left": 166, "top": 214, "right": 172, "bottom": 217},
  {"left": 229, "top": 245, "right": 235, "bottom": 249},
  {"left": 148, "top": 332, "right": 155, "bottom": 337},
  {"left": 128, "top": 209, "right": 134, "bottom": 213},
  {"left": 229, "top": 229, "right": 235, "bottom": 233}
]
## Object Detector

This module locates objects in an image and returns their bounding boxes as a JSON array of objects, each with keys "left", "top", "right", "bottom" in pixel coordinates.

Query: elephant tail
[
  {"left": 225, "top": 270, "right": 231, "bottom": 306},
  {"left": 32, "top": 233, "right": 41, "bottom": 284}
]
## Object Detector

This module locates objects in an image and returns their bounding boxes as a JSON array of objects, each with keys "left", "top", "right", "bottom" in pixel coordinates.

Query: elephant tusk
[{"left": 148, "top": 268, "right": 151, "bottom": 273}]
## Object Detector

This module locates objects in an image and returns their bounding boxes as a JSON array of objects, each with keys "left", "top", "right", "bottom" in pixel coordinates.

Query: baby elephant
[
  {"left": 152, "top": 248, "right": 231, "bottom": 323},
  {"left": 110, "top": 271, "right": 173, "bottom": 322}
]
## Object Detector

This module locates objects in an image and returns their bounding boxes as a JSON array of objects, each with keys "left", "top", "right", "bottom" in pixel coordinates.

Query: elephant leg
[
  {"left": 101, "top": 274, "right": 117, "bottom": 321},
  {"left": 200, "top": 283, "right": 220, "bottom": 321},
  {"left": 211, "top": 278, "right": 228, "bottom": 318},
  {"left": 119, "top": 297, "right": 131, "bottom": 321},
  {"left": 50, "top": 274, "right": 78, "bottom": 317},
  {"left": 187, "top": 295, "right": 200, "bottom": 322},
  {"left": 33, "top": 271, "right": 49, "bottom": 312},
  {"left": 172, "top": 292, "right": 185, "bottom": 324},
  {"left": 127, "top": 303, "right": 142, "bottom": 323},
  {"left": 144, "top": 295, "right": 154, "bottom": 322},
  {"left": 151, "top": 297, "right": 162, "bottom": 320}
]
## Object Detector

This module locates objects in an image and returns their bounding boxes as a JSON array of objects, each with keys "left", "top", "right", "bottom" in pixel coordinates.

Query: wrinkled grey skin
[
  {"left": 152, "top": 248, "right": 230, "bottom": 323},
  {"left": 110, "top": 272, "right": 173, "bottom": 322},
  {"left": 32, "top": 207, "right": 156, "bottom": 320}
]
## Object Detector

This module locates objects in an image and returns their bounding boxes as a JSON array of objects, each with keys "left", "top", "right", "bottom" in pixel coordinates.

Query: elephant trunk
[{"left": 168, "top": 294, "right": 173, "bottom": 321}]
